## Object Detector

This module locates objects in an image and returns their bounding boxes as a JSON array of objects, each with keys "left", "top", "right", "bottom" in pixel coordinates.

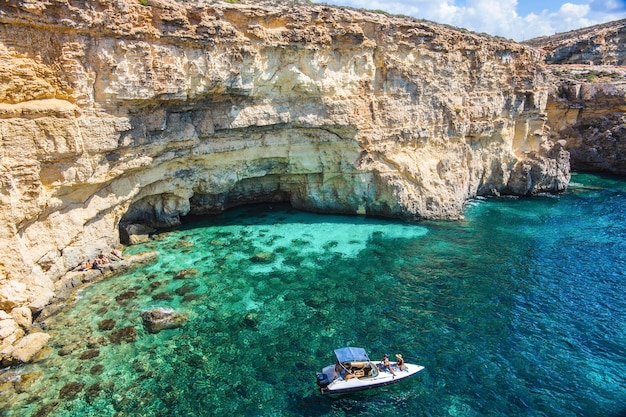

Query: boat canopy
[{"left": 334, "top": 347, "right": 370, "bottom": 363}]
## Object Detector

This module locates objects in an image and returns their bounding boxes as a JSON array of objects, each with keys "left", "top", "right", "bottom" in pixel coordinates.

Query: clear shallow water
[{"left": 2, "top": 173, "right": 626, "bottom": 417}]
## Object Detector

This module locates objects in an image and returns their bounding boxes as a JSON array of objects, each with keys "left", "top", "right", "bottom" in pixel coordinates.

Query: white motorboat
[{"left": 316, "top": 347, "right": 424, "bottom": 394}]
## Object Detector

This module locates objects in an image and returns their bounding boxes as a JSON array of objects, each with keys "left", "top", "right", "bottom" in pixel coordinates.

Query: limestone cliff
[
  {"left": 0, "top": 0, "right": 567, "bottom": 315},
  {"left": 545, "top": 66, "right": 626, "bottom": 174},
  {"left": 528, "top": 19, "right": 626, "bottom": 174},
  {"left": 525, "top": 18, "right": 626, "bottom": 66}
]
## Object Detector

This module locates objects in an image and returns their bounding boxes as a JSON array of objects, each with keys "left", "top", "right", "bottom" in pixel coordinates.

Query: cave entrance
[{"left": 118, "top": 180, "right": 295, "bottom": 245}]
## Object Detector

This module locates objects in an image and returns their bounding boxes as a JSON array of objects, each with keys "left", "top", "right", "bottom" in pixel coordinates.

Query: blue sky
[{"left": 313, "top": 0, "right": 626, "bottom": 40}]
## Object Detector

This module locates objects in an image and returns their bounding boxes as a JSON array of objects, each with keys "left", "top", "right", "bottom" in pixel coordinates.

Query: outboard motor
[{"left": 316, "top": 372, "right": 330, "bottom": 389}]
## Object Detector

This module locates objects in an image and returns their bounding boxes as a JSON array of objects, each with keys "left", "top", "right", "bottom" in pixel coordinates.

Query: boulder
[
  {"left": 27, "top": 285, "right": 55, "bottom": 313},
  {"left": 0, "top": 319, "right": 25, "bottom": 364},
  {"left": 0, "top": 318, "right": 22, "bottom": 340},
  {"left": 0, "top": 282, "right": 28, "bottom": 311},
  {"left": 141, "top": 308, "right": 188, "bottom": 334},
  {"left": 122, "top": 224, "right": 155, "bottom": 245},
  {"left": 10, "top": 306, "right": 33, "bottom": 330},
  {"left": 9, "top": 332, "right": 51, "bottom": 364}
]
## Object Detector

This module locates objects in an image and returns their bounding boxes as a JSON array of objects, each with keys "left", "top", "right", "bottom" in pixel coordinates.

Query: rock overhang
[{"left": 0, "top": 0, "right": 570, "bottom": 306}]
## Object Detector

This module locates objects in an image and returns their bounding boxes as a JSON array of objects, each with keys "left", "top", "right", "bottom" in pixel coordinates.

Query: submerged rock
[
  {"left": 250, "top": 252, "right": 275, "bottom": 263},
  {"left": 79, "top": 349, "right": 100, "bottom": 360},
  {"left": 58, "top": 382, "right": 84, "bottom": 400},
  {"left": 32, "top": 401, "right": 59, "bottom": 417},
  {"left": 174, "top": 268, "right": 199, "bottom": 280},
  {"left": 98, "top": 319, "right": 116, "bottom": 331},
  {"left": 13, "top": 371, "right": 42, "bottom": 394},
  {"left": 242, "top": 312, "right": 260, "bottom": 328},
  {"left": 57, "top": 341, "right": 80, "bottom": 357},
  {"left": 90, "top": 364, "right": 104, "bottom": 375},
  {"left": 86, "top": 382, "right": 102, "bottom": 403},
  {"left": 182, "top": 294, "right": 204, "bottom": 303},
  {"left": 175, "top": 240, "right": 195, "bottom": 248},
  {"left": 109, "top": 326, "right": 137, "bottom": 344},
  {"left": 174, "top": 284, "right": 198, "bottom": 296},
  {"left": 152, "top": 292, "right": 173, "bottom": 301},
  {"left": 141, "top": 308, "right": 188, "bottom": 334},
  {"left": 115, "top": 291, "right": 138, "bottom": 303},
  {"left": 87, "top": 335, "right": 108, "bottom": 348}
]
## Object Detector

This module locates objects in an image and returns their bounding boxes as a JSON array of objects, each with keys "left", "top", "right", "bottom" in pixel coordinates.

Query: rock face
[
  {"left": 2, "top": 332, "right": 50, "bottom": 366},
  {"left": 0, "top": 1, "right": 567, "bottom": 313},
  {"left": 525, "top": 19, "right": 626, "bottom": 65},
  {"left": 546, "top": 67, "right": 626, "bottom": 174},
  {"left": 527, "top": 19, "right": 626, "bottom": 174},
  {"left": 527, "top": 16, "right": 626, "bottom": 175}
]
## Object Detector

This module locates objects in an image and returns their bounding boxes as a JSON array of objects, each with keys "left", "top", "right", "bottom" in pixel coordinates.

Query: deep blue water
[{"left": 2, "top": 173, "right": 626, "bottom": 416}]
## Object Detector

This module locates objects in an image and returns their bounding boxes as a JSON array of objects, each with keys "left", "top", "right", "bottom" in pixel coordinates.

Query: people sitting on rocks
[
  {"left": 80, "top": 259, "right": 94, "bottom": 271},
  {"left": 94, "top": 254, "right": 109, "bottom": 269},
  {"left": 78, "top": 249, "right": 124, "bottom": 272},
  {"left": 111, "top": 248, "right": 124, "bottom": 260}
]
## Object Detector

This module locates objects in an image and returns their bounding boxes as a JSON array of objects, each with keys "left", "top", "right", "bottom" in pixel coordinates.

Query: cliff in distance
[
  {"left": 525, "top": 18, "right": 626, "bottom": 65},
  {"left": 527, "top": 19, "right": 626, "bottom": 174},
  {"left": 0, "top": 0, "right": 568, "bottom": 340},
  {"left": 546, "top": 66, "right": 626, "bottom": 174}
]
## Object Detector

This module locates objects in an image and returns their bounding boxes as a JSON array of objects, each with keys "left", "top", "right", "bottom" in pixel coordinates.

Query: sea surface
[{"left": 2, "top": 173, "right": 626, "bottom": 417}]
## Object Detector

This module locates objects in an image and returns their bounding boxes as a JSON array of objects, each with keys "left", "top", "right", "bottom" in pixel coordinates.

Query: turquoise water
[{"left": 2, "top": 173, "right": 626, "bottom": 416}]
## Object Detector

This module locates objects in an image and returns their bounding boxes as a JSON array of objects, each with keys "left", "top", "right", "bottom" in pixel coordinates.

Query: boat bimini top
[{"left": 334, "top": 347, "right": 370, "bottom": 363}]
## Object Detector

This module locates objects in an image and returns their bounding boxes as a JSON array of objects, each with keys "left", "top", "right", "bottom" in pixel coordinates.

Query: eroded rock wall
[
  {"left": 0, "top": 0, "right": 568, "bottom": 312},
  {"left": 546, "top": 66, "right": 626, "bottom": 174},
  {"left": 528, "top": 19, "right": 626, "bottom": 176}
]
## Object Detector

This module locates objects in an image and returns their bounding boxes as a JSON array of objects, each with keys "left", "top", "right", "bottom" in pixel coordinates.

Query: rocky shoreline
[{"left": 0, "top": 250, "right": 158, "bottom": 368}]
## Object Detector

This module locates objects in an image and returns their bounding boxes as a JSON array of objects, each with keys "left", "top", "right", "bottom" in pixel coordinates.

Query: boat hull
[{"left": 319, "top": 362, "right": 424, "bottom": 394}]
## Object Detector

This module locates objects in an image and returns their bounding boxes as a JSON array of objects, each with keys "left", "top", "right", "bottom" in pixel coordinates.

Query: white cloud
[
  {"left": 314, "top": 0, "right": 626, "bottom": 40},
  {"left": 555, "top": 3, "right": 592, "bottom": 32},
  {"left": 559, "top": 2, "right": 591, "bottom": 17}
]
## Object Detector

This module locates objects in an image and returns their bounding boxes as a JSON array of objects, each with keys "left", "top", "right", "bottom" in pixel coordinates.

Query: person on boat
[
  {"left": 334, "top": 361, "right": 342, "bottom": 379},
  {"left": 334, "top": 361, "right": 356, "bottom": 380},
  {"left": 395, "top": 353, "right": 406, "bottom": 371},
  {"left": 381, "top": 354, "right": 396, "bottom": 376}
]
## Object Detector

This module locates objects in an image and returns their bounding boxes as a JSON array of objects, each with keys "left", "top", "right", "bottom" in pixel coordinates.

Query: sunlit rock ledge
[{"left": 0, "top": 0, "right": 569, "bottom": 332}]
